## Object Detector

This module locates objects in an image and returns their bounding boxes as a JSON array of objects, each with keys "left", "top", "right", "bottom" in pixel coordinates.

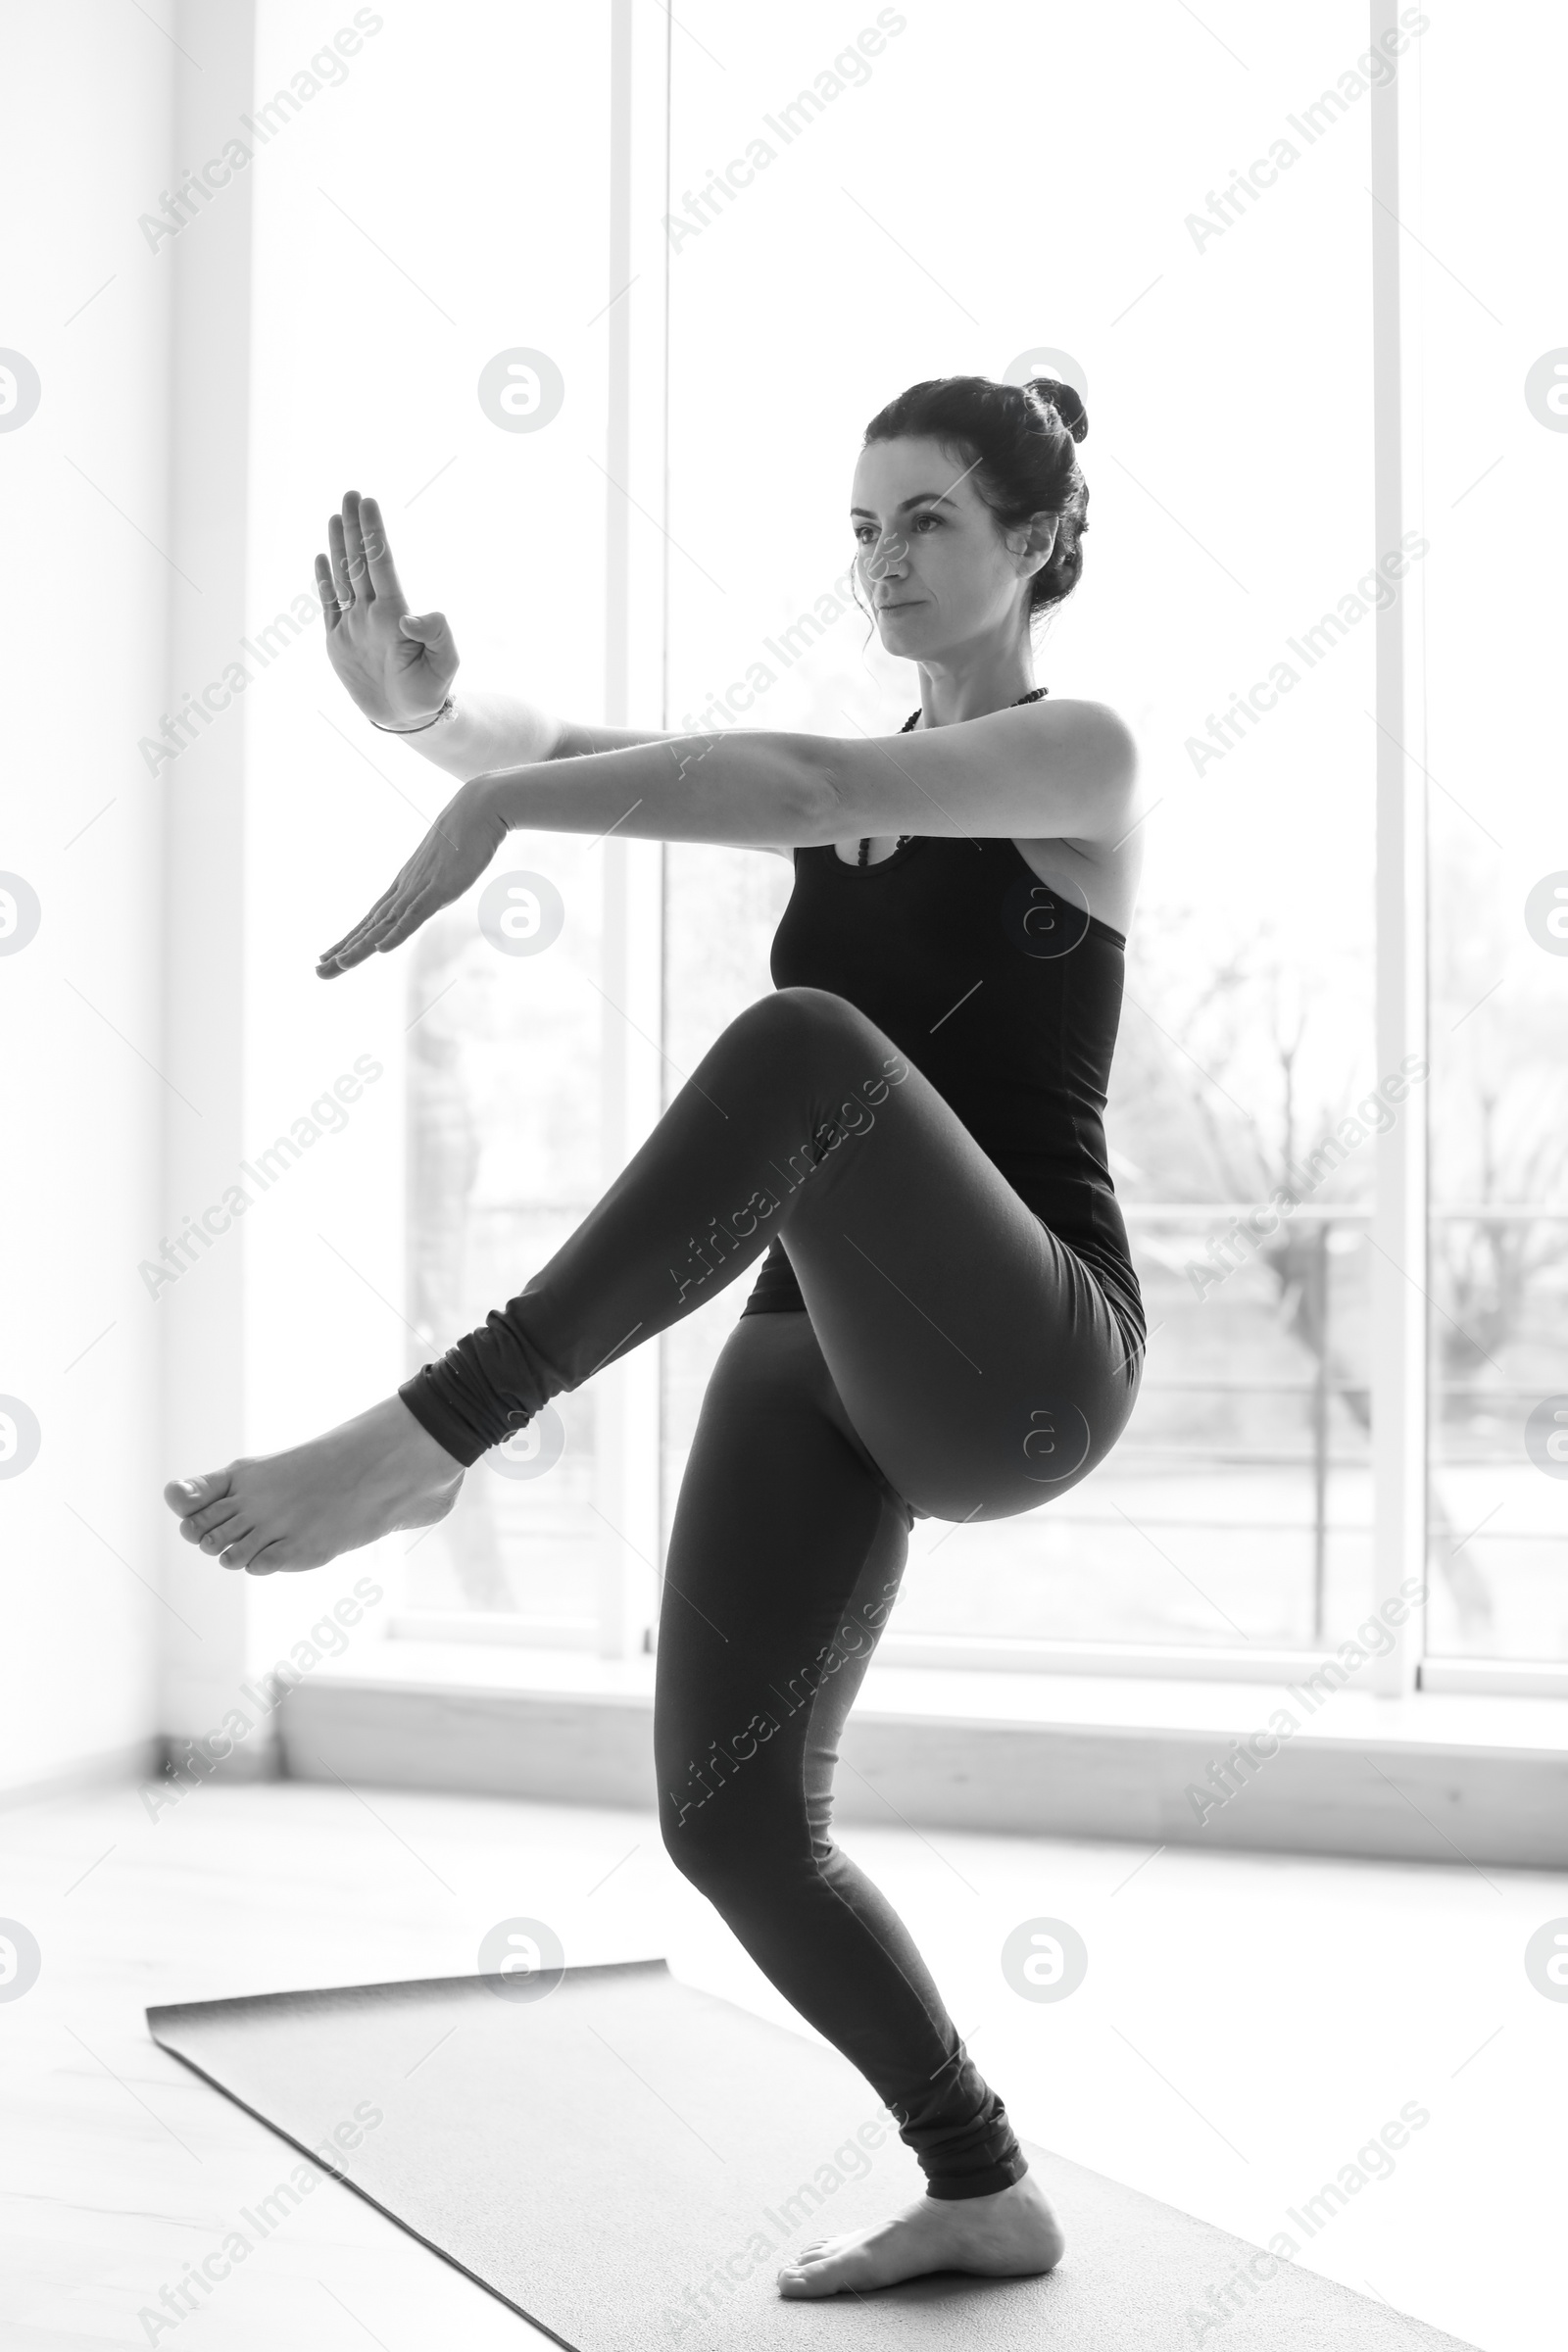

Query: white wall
[
  {"left": 155, "top": 0, "right": 258, "bottom": 1751},
  {"left": 0, "top": 1, "right": 176, "bottom": 1794}
]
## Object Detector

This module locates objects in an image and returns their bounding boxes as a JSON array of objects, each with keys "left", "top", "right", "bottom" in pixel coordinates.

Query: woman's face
[{"left": 849, "top": 433, "right": 1053, "bottom": 662}]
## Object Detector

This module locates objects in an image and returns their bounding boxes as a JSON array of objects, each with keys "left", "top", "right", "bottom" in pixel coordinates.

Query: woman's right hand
[{"left": 315, "top": 489, "right": 459, "bottom": 728}]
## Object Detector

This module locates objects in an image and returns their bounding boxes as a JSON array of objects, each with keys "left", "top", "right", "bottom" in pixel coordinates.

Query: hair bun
[{"left": 1028, "top": 376, "right": 1088, "bottom": 444}]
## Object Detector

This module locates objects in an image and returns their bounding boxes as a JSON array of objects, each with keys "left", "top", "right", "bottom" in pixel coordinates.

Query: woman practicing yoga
[{"left": 164, "top": 372, "right": 1146, "bottom": 2300}]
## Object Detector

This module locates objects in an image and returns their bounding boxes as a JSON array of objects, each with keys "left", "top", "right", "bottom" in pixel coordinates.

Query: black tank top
[{"left": 739, "top": 700, "right": 1145, "bottom": 1343}]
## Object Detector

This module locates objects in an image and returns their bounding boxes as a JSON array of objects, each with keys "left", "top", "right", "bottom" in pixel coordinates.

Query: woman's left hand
[{"left": 316, "top": 775, "right": 510, "bottom": 976}]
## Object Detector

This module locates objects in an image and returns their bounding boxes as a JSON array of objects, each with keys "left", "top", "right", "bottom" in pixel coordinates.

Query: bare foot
[
  {"left": 776, "top": 2173, "right": 1063, "bottom": 2299},
  {"left": 162, "top": 1396, "right": 465, "bottom": 1575}
]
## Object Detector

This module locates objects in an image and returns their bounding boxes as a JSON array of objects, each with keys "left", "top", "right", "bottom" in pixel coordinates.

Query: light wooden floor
[{"left": 0, "top": 1774, "right": 1559, "bottom": 2349}]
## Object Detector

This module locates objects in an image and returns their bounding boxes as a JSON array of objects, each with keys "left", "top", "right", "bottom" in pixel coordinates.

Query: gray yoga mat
[{"left": 147, "top": 1958, "right": 1474, "bottom": 2351}]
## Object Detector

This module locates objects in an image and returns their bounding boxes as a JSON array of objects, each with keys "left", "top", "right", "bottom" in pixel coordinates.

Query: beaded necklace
[{"left": 854, "top": 685, "right": 1050, "bottom": 864}]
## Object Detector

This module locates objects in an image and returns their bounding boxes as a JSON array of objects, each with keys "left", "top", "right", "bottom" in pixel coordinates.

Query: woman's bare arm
[
  {"left": 477, "top": 698, "right": 1138, "bottom": 853},
  {"left": 397, "top": 691, "right": 698, "bottom": 782},
  {"left": 820, "top": 699, "right": 1139, "bottom": 847}
]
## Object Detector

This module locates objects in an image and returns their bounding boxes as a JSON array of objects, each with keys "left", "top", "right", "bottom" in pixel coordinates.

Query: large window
[
  {"left": 242, "top": 0, "right": 613, "bottom": 1639},
  {"left": 662, "top": 0, "right": 1385, "bottom": 1654},
  {"left": 1417, "top": 23, "right": 1568, "bottom": 1665},
  {"left": 337, "top": 2, "right": 1562, "bottom": 1686}
]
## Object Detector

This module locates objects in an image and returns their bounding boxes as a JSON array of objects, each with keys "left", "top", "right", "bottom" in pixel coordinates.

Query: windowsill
[
  {"left": 315, "top": 1638, "right": 1568, "bottom": 1754},
  {"left": 283, "top": 1642, "right": 1568, "bottom": 1864}
]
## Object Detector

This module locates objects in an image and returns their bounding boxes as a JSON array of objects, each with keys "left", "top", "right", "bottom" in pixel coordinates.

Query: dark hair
[{"left": 859, "top": 372, "right": 1090, "bottom": 623}]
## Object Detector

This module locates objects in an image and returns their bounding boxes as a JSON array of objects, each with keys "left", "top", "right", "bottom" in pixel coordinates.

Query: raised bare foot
[
  {"left": 162, "top": 1396, "right": 465, "bottom": 1575},
  {"left": 776, "top": 2172, "right": 1064, "bottom": 2299}
]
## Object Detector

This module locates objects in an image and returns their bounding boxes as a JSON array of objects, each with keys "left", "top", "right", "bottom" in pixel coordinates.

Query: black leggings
[{"left": 400, "top": 987, "right": 1145, "bottom": 2198}]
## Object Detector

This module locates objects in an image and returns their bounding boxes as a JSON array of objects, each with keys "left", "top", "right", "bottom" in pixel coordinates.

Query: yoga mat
[{"left": 147, "top": 1958, "right": 1474, "bottom": 2351}]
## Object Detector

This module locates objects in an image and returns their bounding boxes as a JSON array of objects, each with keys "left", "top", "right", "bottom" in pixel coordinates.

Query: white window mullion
[
  {"left": 1369, "top": 0, "right": 1428, "bottom": 1696},
  {"left": 594, "top": 0, "right": 670, "bottom": 1657}
]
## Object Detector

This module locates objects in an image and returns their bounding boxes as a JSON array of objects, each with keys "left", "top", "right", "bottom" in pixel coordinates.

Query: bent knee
[
  {"left": 739, "top": 985, "right": 891, "bottom": 1067},
  {"left": 659, "top": 1788, "right": 800, "bottom": 1895},
  {"left": 658, "top": 1790, "right": 740, "bottom": 1886}
]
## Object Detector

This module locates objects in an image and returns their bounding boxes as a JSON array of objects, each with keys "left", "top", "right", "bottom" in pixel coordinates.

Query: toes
[
  {"left": 188, "top": 1502, "right": 245, "bottom": 1548},
  {"left": 217, "top": 1525, "right": 268, "bottom": 1571},
  {"left": 163, "top": 1470, "right": 232, "bottom": 1519},
  {"left": 187, "top": 1493, "right": 243, "bottom": 1538},
  {"left": 776, "top": 2256, "right": 837, "bottom": 2300},
  {"left": 179, "top": 1505, "right": 236, "bottom": 1546},
  {"left": 242, "top": 1540, "right": 291, "bottom": 1577}
]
